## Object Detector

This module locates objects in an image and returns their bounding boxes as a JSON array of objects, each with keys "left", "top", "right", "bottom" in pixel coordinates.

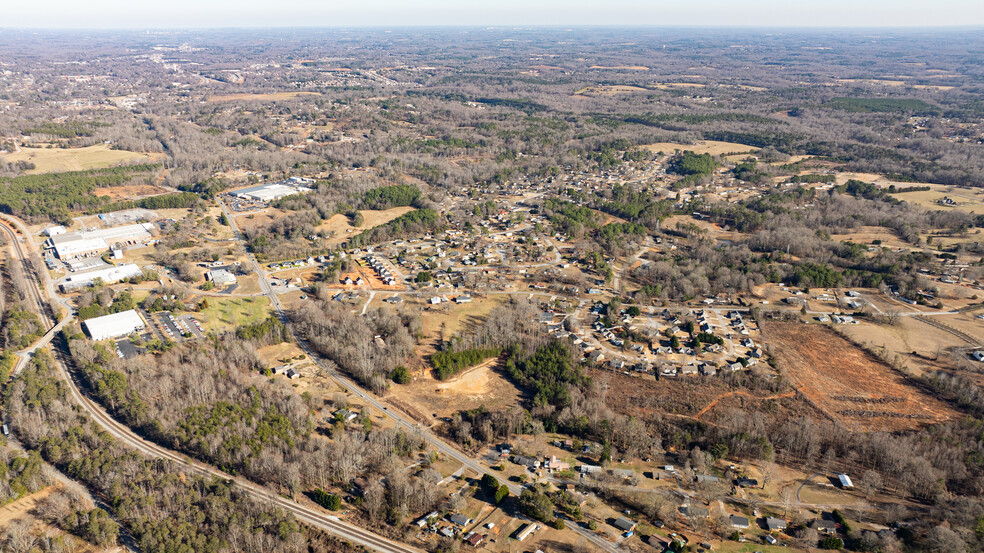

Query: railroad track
[
  {"left": 1, "top": 212, "right": 420, "bottom": 553},
  {"left": 0, "top": 216, "right": 52, "bottom": 328}
]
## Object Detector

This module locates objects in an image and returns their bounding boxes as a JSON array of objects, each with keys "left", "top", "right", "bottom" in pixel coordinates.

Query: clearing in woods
[
  {"left": 386, "top": 357, "right": 522, "bottom": 422},
  {"left": 574, "top": 85, "right": 650, "bottom": 96},
  {"left": 760, "top": 320, "right": 958, "bottom": 432},
  {"left": 641, "top": 140, "right": 759, "bottom": 156},
  {"left": 315, "top": 206, "right": 416, "bottom": 246},
  {"left": 0, "top": 144, "right": 164, "bottom": 174},
  {"left": 93, "top": 184, "right": 171, "bottom": 201}
]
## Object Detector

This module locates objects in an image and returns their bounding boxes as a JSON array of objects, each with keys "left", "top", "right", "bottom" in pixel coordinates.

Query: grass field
[
  {"left": 588, "top": 65, "right": 649, "bottom": 70},
  {"left": 0, "top": 144, "right": 164, "bottom": 174},
  {"left": 93, "top": 184, "right": 171, "bottom": 201},
  {"left": 207, "top": 92, "right": 321, "bottom": 103},
  {"left": 761, "top": 320, "right": 958, "bottom": 432},
  {"left": 315, "top": 206, "right": 416, "bottom": 246},
  {"left": 196, "top": 296, "right": 271, "bottom": 332},
  {"left": 642, "top": 140, "right": 759, "bottom": 156}
]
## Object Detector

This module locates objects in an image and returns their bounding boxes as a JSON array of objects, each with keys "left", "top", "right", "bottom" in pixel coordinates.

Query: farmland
[{"left": 760, "top": 320, "right": 959, "bottom": 432}]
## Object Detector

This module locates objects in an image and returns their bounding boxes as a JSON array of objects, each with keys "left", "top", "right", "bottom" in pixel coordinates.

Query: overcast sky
[{"left": 4, "top": 0, "right": 984, "bottom": 29}]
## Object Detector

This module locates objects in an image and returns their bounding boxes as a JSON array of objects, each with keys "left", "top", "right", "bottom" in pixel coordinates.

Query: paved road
[{"left": 218, "top": 199, "right": 620, "bottom": 553}]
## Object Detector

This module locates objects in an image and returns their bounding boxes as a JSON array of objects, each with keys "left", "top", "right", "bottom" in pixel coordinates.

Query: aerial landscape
[{"left": 1, "top": 4, "right": 984, "bottom": 553}]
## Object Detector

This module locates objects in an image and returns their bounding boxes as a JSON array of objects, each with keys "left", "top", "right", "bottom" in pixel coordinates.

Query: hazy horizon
[{"left": 4, "top": 0, "right": 984, "bottom": 30}]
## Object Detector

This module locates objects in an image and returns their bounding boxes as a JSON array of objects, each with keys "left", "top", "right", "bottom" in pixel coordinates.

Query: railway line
[{"left": 1, "top": 212, "right": 421, "bottom": 553}]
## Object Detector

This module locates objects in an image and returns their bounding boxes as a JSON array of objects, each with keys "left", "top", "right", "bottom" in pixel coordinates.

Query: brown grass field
[
  {"left": 761, "top": 320, "right": 959, "bottom": 431},
  {"left": 93, "top": 184, "right": 171, "bottom": 200},
  {"left": 0, "top": 144, "right": 164, "bottom": 174},
  {"left": 207, "top": 91, "right": 321, "bottom": 103},
  {"left": 641, "top": 140, "right": 758, "bottom": 156},
  {"left": 315, "top": 206, "right": 416, "bottom": 246},
  {"left": 588, "top": 65, "right": 649, "bottom": 70}
]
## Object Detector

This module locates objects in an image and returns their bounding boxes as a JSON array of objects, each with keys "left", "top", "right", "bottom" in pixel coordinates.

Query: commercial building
[
  {"left": 83, "top": 310, "right": 146, "bottom": 341},
  {"left": 206, "top": 269, "right": 237, "bottom": 286},
  {"left": 230, "top": 178, "right": 313, "bottom": 203},
  {"left": 47, "top": 223, "right": 155, "bottom": 259},
  {"left": 60, "top": 264, "right": 143, "bottom": 291}
]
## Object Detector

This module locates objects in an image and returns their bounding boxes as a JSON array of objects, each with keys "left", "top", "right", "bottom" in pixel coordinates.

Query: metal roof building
[
  {"left": 61, "top": 264, "right": 143, "bottom": 291},
  {"left": 83, "top": 310, "right": 146, "bottom": 341}
]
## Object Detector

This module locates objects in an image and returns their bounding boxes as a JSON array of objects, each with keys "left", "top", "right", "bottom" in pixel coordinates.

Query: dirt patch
[
  {"left": 760, "top": 320, "right": 959, "bottom": 431},
  {"left": 385, "top": 358, "right": 522, "bottom": 422},
  {"left": 93, "top": 184, "right": 171, "bottom": 201}
]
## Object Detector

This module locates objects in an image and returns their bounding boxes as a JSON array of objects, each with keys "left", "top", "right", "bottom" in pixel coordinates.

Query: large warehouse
[
  {"left": 60, "top": 263, "right": 143, "bottom": 291},
  {"left": 231, "top": 179, "right": 313, "bottom": 203},
  {"left": 47, "top": 223, "right": 155, "bottom": 260},
  {"left": 83, "top": 309, "right": 146, "bottom": 341}
]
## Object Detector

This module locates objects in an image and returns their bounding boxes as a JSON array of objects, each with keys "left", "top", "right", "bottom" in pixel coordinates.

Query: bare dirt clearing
[
  {"left": 386, "top": 357, "right": 522, "bottom": 422},
  {"left": 761, "top": 320, "right": 958, "bottom": 431},
  {"left": 93, "top": 184, "right": 171, "bottom": 201}
]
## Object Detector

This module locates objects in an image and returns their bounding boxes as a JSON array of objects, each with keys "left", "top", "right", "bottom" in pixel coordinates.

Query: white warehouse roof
[
  {"left": 61, "top": 264, "right": 143, "bottom": 291},
  {"left": 83, "top": 310, "right": 146, "bottom": 341}
]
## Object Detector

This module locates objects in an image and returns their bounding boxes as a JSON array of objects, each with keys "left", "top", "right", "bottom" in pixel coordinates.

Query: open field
[
  {"left": 0, "top": 144, "right": 164, "bottom": 174},
  {"left": 315, "top": 206, "right": 416, "bottom": 246},
  {"left": 760, "top": 320, "right": 959, "bottom": 431},
  {"left": 651, "top": 82, "right": 707, "bottom": 89},
  {"left": 641, "top": 140, "right": 759, "bottom": 156},
  {"left": 416, "top": 295, "right": 507, "bottom": 351},
  {"left": 574, "top": 84, "right": 649, "bottom": 96},
  {"left": 93, "top": 184, "right": 171, "bottom": 200},
  {"left": 207, "top": 91, "right": 321, "bottom": 102},
  {"left": 385, "top": 358, "right": 522, "bottom": 423},
  {"left": 196, "top": 296, "right": 271, "bottom": 332}
]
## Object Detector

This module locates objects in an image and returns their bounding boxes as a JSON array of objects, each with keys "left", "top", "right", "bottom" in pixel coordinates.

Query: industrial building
[
  {"left": 206, "top": 269, "right": 237, "bottom": 286},
  {"left": 83, "top": 310, "right": 146, "bottom": 341},
  {"left": 47, "top": 223, "right": 155, "bottom": 259},
  {"left": 230, "top": 178, "right": 313, "bottom": 203},
  {"left": 60, "top": 264, "right": 143, "bottom": 291}
]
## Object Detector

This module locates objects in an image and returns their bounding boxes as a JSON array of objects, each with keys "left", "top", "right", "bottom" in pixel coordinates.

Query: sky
[{"left": 3, "top": 0, "right": 984, "bottom": 29}]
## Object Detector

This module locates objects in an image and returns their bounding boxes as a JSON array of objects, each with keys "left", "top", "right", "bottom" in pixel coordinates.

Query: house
[
  {"left": 430, "top": 296, "right": 442, "bottom": 304},
  {"left": 464, "top": 532, "right": 483, "bottom": 547},
  {"left": 730, "top": 515, "right": 750, "bottom": 529},
  {"left": 813, "top": 519, "right": 837, "bottom": 534},
  {"left": 285, "top": 368, "right": 300, "bottom": 379},
  {"left": 736, "top": 477, "right": 758, "bottom": 488},
  {"left": 449, "top": 514, "right": 471, "bottom": 526},
  {"left": 613, "top": 517, "right": 636, "bottom": 532},
  {"left": 545, "top": 456, "right": 570, "bottom": 471},
  {"left": 588, "top": 350, "right": 605, "bottom": 363},
  {"left": 440, "top": 527, "right": 455, "bottom": 538},
  {"left": 695, "top": 474, "right": 719, "bottom": 484},
  {"left": 455, "top": 295, "right": 472, "bottom": 303},
  {"left": 335, "top": 409, "right": 358, "bottom": 423},
  {"left": 610, "top": 468, "right": 635, "bottom": 479},
  {"left": 578, "top": 464, "right": 602, "bottom": 474},
  {"left": 416, "top": 511, "right": 439, "bottom": 528},
  {"left": 513, "top": 455, "right": 540, "bottom": 469},
  {"left": 837, "top": 473, "right": 854, "bottom": 488},
  {"left": 515, "top": 523, "right": 537, "bottom": 541},
  {"left": 766, "top": 517, "right": 787, "bottom": 531}
]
